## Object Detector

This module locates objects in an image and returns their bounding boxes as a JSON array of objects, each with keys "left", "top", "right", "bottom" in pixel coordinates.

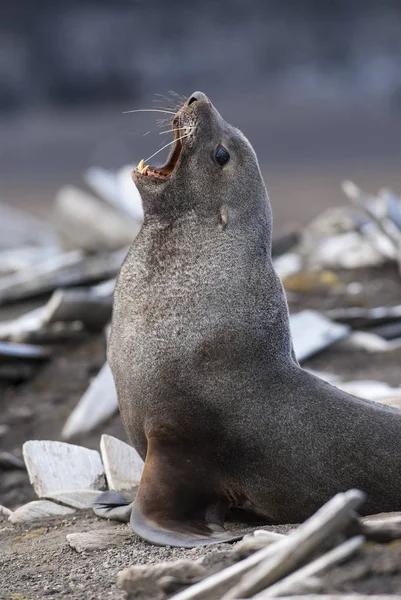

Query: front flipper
[
  {"left": 130, "top": 425, "right": 244, "bottom": 547},
  {"left": 130, "top": 501, "right": 243, "bottom": 547},
  {"left": 93, "top": 490, "right": 134, "bottom": 522}
]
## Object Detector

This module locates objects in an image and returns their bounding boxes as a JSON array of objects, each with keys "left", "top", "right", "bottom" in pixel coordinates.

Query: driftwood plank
[
  {"left": 223, "top": 490, "right": 364, "bottom": 599},
  {"left": 252, "top": 536, "right": 363, "bottom": 598},
  {"left": 170, "top": 490, "right": 364, "bottom": 600}
]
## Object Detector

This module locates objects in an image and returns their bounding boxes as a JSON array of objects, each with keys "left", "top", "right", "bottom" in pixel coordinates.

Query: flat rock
[
  {"left": 337, "top": 380, "right": 401, "bottom": 402},
  {"left": 100, "top": 434, "right": 144, "bottom": 491},
  {"left": 43, "top": 489, "right": 104, "bottom": 509},
  {"left": 66, "top": 526, "right": 132, "bottom": 552},
  {"left": 54, "top": 185, "right": 140, "bottom": 252},
  {"left": 23, "top": 440, "right": 106, "bottom": 497},
  {"left": 0, "top": 505, "right": 12, "bottom": 519},
  {"left": 9, "top": 500, "right": 75, "bottom": 523},
  {"left": 308, "top": 231, "right": 391, "bottom": 269},
  {"left": 62, "top": 362, "right": 118, "bottom": 439},
  {"left": 290, "top": 310, "right": 350, "bottom": 362},
  {"left": 117, "top": 560, "right": 206, "bottom": 600}
]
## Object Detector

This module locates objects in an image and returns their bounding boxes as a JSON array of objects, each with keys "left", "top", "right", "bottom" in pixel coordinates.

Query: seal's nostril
[{"left": 187, "top": 91, "right": 208, "bottom": 106}]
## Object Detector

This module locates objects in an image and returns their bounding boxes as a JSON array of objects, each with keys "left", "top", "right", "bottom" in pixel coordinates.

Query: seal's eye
[{"left": 214, "top": 145, "right": 230, "bottom": 167}]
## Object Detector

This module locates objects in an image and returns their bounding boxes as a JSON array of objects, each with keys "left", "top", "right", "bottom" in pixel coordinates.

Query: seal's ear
[{"left": 129, "top": 426, "right": 244, "bottom": 547}]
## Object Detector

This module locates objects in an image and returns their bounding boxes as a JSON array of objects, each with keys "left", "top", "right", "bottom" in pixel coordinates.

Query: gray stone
[
  {"left": 67, "top": 526, "right": 132, "bottom": 552},
  {"left": 9, "top": 500, "right": 75, "bottom": 523}
]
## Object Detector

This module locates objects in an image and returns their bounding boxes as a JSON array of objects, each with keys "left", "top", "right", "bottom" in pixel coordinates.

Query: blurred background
[
  {"left": 2, "top": 5, "right": 401, "bottom": 588},
  {"left": 1, "top": 0, "right": 401, "bottom": 233}
]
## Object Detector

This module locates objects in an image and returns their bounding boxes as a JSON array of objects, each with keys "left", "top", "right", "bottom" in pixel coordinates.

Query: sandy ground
[{"left": 2, "top": 513, "right": 401, "bottom": 600}]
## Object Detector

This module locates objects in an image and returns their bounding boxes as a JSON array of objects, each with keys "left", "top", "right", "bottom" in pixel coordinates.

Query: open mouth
[{"left": 134, "top": 114, "right": 190, "bottom": 181}]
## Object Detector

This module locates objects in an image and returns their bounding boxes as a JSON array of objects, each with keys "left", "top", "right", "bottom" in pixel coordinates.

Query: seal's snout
[
  {"left": 187, "top": 91, "right": 209, "bottom": 106},
  {"left": 133, "top": 91, "right": 210, "bottom": 186}
]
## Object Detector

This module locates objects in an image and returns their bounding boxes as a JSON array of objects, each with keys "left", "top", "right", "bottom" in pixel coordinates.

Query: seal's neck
[{"left": 138, "top": 186, "right": 295, "bottom": 369}]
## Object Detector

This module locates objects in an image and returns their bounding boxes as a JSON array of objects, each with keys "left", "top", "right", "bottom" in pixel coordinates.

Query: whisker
[
  {"left": 123, "top": 108, "right": 176, "bottom": 115},
  {"left": 169, "top": 90, "right": 187, "bottom": 103},
  {"left": 145, "top": 134, "right": 192, "bottom": 163},
  {"left": 154, "top": 93, "right": 179, "bottom": 105},
  {"left": 159, "top": 127, "right": 194, "bottom": 135},
  {"left": 153, "top": 105, "right": 179, "bottom": 112},
  {"left": 153, "top": 98, "right": 181, "bottom": 111},
  {"left": 156, "top": 118, "right": 174, "bottom": 128},
  {"left": 154, "top": 92, "right": 185, "bottom": 111}
]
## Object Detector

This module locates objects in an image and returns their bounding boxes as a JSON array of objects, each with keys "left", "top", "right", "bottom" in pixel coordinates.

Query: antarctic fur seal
[{"left": 99, "top": 91, "right": 401, "bottom": 547}]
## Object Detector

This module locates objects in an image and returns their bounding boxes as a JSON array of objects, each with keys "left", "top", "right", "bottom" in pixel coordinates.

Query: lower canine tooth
[
  {"left": 137, "top": 159, "right": 145, "bottom": 172},
  {"left": 142, "top": 165, "right": 149, "bottom": 175}
]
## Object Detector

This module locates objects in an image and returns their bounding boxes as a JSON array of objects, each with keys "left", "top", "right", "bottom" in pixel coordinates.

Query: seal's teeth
[
  {"left": 142, "top": 165, "right": 149, "bottom": 175},
  {"left": 137, "top": 159, "right": 145, "bottom": 172}
]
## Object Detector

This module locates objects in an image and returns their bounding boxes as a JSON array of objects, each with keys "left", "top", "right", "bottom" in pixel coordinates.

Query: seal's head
[{"left": 133, "top": 91, "right": 269, "bottom": 225}]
